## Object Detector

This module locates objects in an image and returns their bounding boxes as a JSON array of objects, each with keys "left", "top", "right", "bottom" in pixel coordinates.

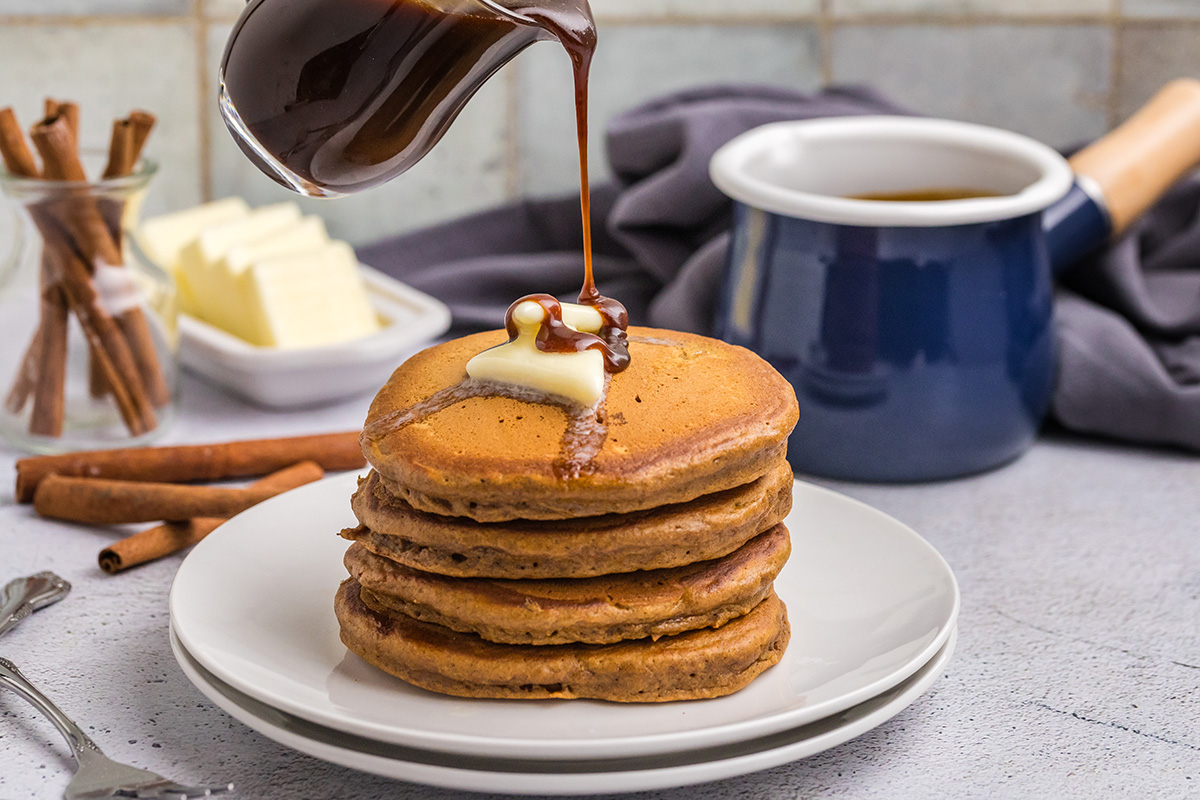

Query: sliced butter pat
[
  {"left": 178, "top": 202, "right": 303, "bottom": 328},
  {"left": 239, "top": 240, "right": 380, "bottom": 348},
  {"left": 208, "top": 216, "right": 331, "bottom": 335},
  {"left": 138, "top": 197, "right": 251, "bottom": 266},
  {"left": 220, "top": 216, "right": 329, "bottom": 278},
  {"left": 466, "top": 299, "right": 605, "bottom": 406},
  {"left": 136, "top": 197, "right": 250, "bottom": 314}
]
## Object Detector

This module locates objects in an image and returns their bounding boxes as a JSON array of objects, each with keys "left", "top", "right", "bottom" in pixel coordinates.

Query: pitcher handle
[{"left": 1069, "top": 78, "right": 1200, "bottom": 237}]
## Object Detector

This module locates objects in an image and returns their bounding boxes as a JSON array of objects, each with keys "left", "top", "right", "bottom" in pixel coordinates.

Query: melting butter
[{"left": 466, "top": 300, "right": 606, "bottom": 406}]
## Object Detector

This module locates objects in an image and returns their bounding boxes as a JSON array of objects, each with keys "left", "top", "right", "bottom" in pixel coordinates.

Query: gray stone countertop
[{"left": 1, "top": 374, "right": 1197, "bottom": 799}]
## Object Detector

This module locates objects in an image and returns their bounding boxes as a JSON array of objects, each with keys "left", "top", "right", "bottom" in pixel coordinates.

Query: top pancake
[{"left": 360, "top": 327, "right": 799, "bottom": 522}]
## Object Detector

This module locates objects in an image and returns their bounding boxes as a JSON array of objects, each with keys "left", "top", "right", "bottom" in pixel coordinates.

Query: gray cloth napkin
[
  {"left": 358, "top": 84, "right": 1200, "bottom": 455},
  {"left": 1055, "top": 179, "right": 1200, "bottom": 451}
]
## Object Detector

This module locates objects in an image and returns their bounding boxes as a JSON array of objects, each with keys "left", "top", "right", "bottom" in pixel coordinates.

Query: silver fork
[{"left": 0, "top": 657, "right": 234, "bottom": 799}]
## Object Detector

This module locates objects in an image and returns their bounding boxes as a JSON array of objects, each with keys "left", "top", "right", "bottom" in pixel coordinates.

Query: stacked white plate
[{"left": 169, "top": 475, "right": 960, "bottom": 795}]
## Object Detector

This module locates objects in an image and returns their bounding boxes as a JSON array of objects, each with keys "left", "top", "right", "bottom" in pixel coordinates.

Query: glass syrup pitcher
[{"left": 219, "top": 0, "right": 594, "bottom": 198}]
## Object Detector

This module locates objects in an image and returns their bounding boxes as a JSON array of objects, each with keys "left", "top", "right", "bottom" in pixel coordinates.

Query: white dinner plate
[
  {"left": 171, "top": 624, "right": 956, "bottom": 796},
  {"left": 170, "top": 474, "right": 958, "bottom": 761}
]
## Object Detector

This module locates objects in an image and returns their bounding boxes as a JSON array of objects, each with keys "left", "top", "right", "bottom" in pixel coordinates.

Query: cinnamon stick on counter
[
  {"left": 15, "top": 431, "right": 365, "bottom": 502},
  {"left": 98, "top": 461, "right": 325, "bottom": 574},
  {"left": 34, "top": 474, "right": 309, "bottom": 524}
]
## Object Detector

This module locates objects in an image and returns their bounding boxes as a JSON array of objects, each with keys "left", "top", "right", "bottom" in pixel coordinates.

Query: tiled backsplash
[{"left": 0, "top": 0, "right": 1192, "bottom": 245}]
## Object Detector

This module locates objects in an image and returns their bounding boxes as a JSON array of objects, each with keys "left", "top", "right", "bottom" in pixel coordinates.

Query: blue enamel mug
[{"left": 709, "top": 96, "right": 1200, "bottom": 481}]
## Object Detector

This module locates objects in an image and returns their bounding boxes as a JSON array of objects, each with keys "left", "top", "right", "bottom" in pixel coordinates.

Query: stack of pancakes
[{"left": 336, "top": 327, "right": 799, "bottom": 702}]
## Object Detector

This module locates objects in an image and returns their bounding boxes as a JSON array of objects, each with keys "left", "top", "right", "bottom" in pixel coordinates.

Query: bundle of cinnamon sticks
[
  {"left": 0, "top": 100, "right": 168, "bottom": 439},
  {"left": 16, "top": 431, "right": 366, "bottom": 573}
]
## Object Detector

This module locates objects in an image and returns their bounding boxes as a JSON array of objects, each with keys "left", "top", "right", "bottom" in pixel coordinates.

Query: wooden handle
[{"left": 1070, "top": 78, "right": 1200, "bottom": 236}]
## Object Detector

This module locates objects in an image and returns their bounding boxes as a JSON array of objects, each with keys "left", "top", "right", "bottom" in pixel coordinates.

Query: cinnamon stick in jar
[
  {"left": 97, "top": 461, "right": 325, "bottom": 573},
  {"left": 28, "top": 284, "right": 69, "bottom": 437},
  {"left": 32, "top": 111, "right": 171, "bottom": 412},
  {"left": 15, "top": 431, "right": 365, "bottom": 502},
  {"left": 0, "top": 107, "right": 50, "bottom": 419},
  {"left": 44, "top": 99, "right": 79, "bottom": 143},
  {"left": 27, "top": 208, "right": 156, "bottom": 436},
  {"left": 1, "top": 103, "right": 169, "bottom": 438},
  {"left": 20, "top": 111, "right": 157, "bottom": 435},
  {"left": 92, "top": 110, "right": 168, "bottom": 406},
  {"left": 0, "top": 107, "right": 39, "bottom": 177}
]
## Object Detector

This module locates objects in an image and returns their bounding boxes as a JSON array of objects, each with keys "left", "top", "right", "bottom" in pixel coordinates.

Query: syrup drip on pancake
[
  {"left": 362, "top": 376, "right": 612, "bottom": 481},
  {"left": 503, "top": 293, "right": 629, "bottom": 373},
  {"left": 554, "top": 373, "right": 611, "bottom": 479}
]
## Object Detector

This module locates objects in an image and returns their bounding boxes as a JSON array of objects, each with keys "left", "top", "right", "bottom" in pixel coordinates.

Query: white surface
[
  {"left": 168, "top": 625, "right": 956, "bottom": 795},
  {"left": 178, "top": 267, "right": 451, "bottom": 408},
  {"left": 168, "top": 475, "right": 958, "bottom": 760},
  {"left": 709, "top": 116, "right": 1075, "bottom": 226},
  {"left": 1, "top": 378, "right": 1198, "bottom": 799}
]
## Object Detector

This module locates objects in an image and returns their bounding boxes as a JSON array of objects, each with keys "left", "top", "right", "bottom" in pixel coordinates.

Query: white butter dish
[{"left": 179, "top": 266, "right": 451, "bottom": 408}]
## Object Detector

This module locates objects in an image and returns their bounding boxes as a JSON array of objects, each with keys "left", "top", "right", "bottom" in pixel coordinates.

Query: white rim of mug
[{"left": 709, "top": 116, "right": 1076, "bottom": 227}]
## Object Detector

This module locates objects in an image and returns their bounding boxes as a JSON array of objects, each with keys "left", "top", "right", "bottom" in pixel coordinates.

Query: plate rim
[
  {"left": 171, "top": 624, "right": 956, "bottom": 795},
  {"left": 169, "top": 474, "right": 960, "bottom": 760}
]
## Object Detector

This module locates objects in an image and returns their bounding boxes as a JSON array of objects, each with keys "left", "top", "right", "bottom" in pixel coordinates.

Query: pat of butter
[
  {"left": 178, "top": 202, "right": 303, "bottom": 325},
  {"left": 206, "top": 216, "right": 331, "bottom": 336},
  {"left": 220, "top": 216, "right": 329, "bottom": 278},
  {"left": 137, "top": 197, "right": 250, "bottom": 314},
  {"left": 466, "top": 300, "right": 605, "bottom": 406},
  {"left": 139, "top": 197, "right": 251, "bottom": 266},
  {"left": 239, "top": 240, "right": 380, "bottom": 348}
]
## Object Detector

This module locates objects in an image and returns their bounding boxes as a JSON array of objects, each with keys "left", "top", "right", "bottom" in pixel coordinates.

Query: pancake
[
  {"left": 335, "top": 578, "right": 789, "bottom": 702},
  {"left": 360, "top": 328, "right": 799, "bottom": 522},
  {"left": 347, "top": 523, "right": 790, "bottom": 646},
  {"left": 344, "top": 458, "right": 793, "bottom": 579}
]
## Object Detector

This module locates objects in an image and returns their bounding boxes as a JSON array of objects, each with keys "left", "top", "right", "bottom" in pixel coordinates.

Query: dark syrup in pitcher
[{"left": 220, "top": 0, "right": 592, "bottom": 198}]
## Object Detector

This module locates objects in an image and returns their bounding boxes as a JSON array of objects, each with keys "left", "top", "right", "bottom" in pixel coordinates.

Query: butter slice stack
[
  {"left": 178, "top": 203, "right": 303, "bottom": 327},
  {"left": 139, "top": 199, "right": 381, "bottom": 349}
]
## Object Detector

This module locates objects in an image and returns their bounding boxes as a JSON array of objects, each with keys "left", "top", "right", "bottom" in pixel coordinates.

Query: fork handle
[
  {"left": 0, "top": 571, "right": 71, "bottom": 638},
  {"left": 0, "top": 657, "right": 106, "bottom": 766}
]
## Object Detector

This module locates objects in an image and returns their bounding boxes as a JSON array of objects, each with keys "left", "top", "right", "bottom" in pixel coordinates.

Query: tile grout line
[
  {"left": 196, "top": 10, "right": 213, "bottom": 202},
  {"left": 11, "top": 9, "right": 1200, "bottom": 26},
  {"left": 819, "top": 0, "right": 834, "bottom": 85},
  {"left": 1108, "top": 0, "right": 1123, "bottom": 129},
  {"left": 817, "top": 14, "right": 1121, "bottom": 27},
  {"left": 0, "top": 14, "right": 199, "bottom": 25}
]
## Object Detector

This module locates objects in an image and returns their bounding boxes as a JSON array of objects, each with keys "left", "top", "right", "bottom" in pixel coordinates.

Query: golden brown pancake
[
  {"left": 360, "top": 328, "right": 799, "bottom": 522},
  {"left": 335, "top": 578, "right": 789, "bottom": 702},
  {"left": 346, "top": 524, "right": 790, "bottom": 646},
  {"left": 344, "top": 459, "right": 793, "bottom": 578}
]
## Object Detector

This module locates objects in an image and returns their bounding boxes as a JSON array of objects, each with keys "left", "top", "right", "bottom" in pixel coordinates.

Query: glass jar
[{"left": 0, "top": 159, "right": 177, "bottom": 453}]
